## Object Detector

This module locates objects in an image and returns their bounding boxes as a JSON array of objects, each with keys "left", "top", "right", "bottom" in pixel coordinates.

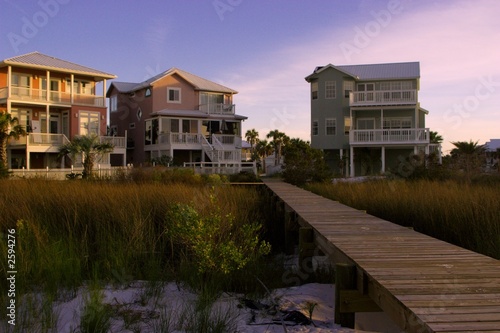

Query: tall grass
[
  {"left": 305, "top": 179, "right": 500, "bottom": 259},
  {"left": 0, "top": 179, "right": 267, "bottom": 297}
]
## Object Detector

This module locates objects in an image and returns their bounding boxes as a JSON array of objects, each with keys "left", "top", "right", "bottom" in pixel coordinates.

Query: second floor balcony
[
  {"left": 350, "top": 128, "right": 430, "bottom": 145},
  {"left": 350, "top": 90, "right": 417, "bottom": 107},
  {"left": 198, "top": 103, "right": 235, "bottom": 115},
  {"left": 0, "top": 86, "right": 105, "bottom": 107}
]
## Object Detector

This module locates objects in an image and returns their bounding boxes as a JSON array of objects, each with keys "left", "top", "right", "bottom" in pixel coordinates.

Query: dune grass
[
  {"left": 0, "top": 178, "right": 271, "bottom": 296},
  {"left": 305, "top": 179, "right": 500, "bottom": 259}
]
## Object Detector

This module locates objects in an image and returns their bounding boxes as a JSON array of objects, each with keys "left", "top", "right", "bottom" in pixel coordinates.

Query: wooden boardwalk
[{"left": 263, "top": 179, "right": 500, "bottom": 333}]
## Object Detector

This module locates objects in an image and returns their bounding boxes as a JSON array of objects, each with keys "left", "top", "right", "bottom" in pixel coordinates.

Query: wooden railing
[
  {"left": 350, "top": 90, "right": 416, "bottom": 106},
  {"left": 350, "top": 128, "right": 429, "bottom": 145}
]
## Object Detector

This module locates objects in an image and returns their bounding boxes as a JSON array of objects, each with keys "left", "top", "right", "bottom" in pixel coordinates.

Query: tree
[
  {"left": 450, "top": 140, "right": 486, "bottom": 180},
  {"left": 430, "top": 131, "right": 443, "bottom": 144},
  {"left": 282, "top": 138, "right": 332, "bottom": 186},
  {"left": 266, "top": 130, "right": 289, "bottom": 165},
  {"left": 58, "top": 134, "right": 114, "bottom": 178},
  {"left": 255, "top": 139, "right": 273, "bottom": 174},
  {"left": 0, "top": 111, "right": 26, "bottom": 173},
  {"left": 244, "top": 128, "right": 259, "bottom": 157}
]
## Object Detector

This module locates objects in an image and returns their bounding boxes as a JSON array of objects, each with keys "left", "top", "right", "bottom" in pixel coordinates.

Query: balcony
[
  {"left": 350, "top": 90, "right": 416, "bottom": 107},
  {"left": 199, "top": 103, "right": 235, "bottom": 115},
  {"left": 0, "top": 86, "right": 105, "bottom": 107},
  {"left": 350, "top": 128, "right": 430, "bottom": 145}
]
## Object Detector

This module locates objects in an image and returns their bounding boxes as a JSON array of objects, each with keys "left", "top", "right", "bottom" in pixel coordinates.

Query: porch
[
  {"left": 8, "top": 133, "right": 127, "bottom": 169},
  {"left": 349, "top": 128, "right": 430, "bottom": 145},
  {"left": 349, "top": 90, "right": 417, "bottom": 107},
  {"left": 0, "top": 86, "right": 106, "bottom": 107},
  {"left": 146, "top": 133, "right": 242, "bottom": 163}
]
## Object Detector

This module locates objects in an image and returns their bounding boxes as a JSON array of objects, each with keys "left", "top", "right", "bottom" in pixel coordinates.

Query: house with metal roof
[
  {"left": 0, "top": 51, "right": 126, "bottom": 170},
  {"left": 305, "top": 62, "right": 441, "bottom": 177},
  {"left": 107, "top": 68, "right": 249, "bottom": 172}
]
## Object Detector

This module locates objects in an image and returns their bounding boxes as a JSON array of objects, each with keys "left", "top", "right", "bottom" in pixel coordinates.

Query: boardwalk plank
[{"left": 263, "top": 180, "right": 500, "bottom": 333}]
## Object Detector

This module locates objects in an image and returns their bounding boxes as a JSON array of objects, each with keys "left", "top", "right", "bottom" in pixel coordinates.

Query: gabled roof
[
  {"left": 108, "top": 68, "right": 238, "bottom": 96},
  {"left": 305, "top": 62, "right": 420, "bottom": 82},
  {"left": 0, "top": 51, "right": 116, "bottom": 79}
]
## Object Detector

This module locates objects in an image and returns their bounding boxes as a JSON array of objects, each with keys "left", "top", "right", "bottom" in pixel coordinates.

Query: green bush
[{"left": 165, "top": 197, "right": 270, "bottom": 276}]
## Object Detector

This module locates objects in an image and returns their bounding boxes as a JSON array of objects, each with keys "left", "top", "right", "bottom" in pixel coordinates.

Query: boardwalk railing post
[
  {"left": 299, "top": 227, "right": 315, "bottom": 281},
  {"left": 284, "top": 208, "right": 296, "bottom": 255},
  {"left": 335, "top": 263, "right": 356, "bottom": 328}
]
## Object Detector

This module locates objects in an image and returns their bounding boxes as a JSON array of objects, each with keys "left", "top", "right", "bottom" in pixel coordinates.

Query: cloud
[{"left": 222, "top": 0, "right": 500, "bottom": 151}]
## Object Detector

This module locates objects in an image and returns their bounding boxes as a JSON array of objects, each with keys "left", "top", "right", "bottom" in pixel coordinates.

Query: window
[
  {"left": 11, "top": 74, "right": 30, "bottom": 96},
  {"left": 136, "top": 108, "right": 142, "bottom": 121},
  {"left": 311, "top": 82, "right": 318, "bottom": 100},
  {"left": 383, "top": 118, "right": 412, "bottom": 129},
  {"left": 325, "top": 81, "right": 336, "bottom": 99},
  {"left": 344, "top": 117, "right": 351, "bottom": 135},
  {"left": 145, "top": 88, "right": 151, "bottom": 97},
  {"left": 312, "top": 120, "right": 319, "bottom": 136},
  {"left": 357, "top": 118, "right": 375, "bottom": 130},
  {"left": 11, "top": 110, "right": 31, "bottom": 131},
  {"left": 129, "top": 123, "right": 136, "bottom": 129},
  {"left": 167, "top": 87, "right": 181, "bottom": 103},
  {"left": 110, "top": 95, "right": 117, "bottom": 112},
  {"left": 325, "top": 118, "right": 336, "bottom": 135},
  {"left": 79, "top": 111, "right": 99, "bottom": 135},
  {"left": 344, "top": 81, "right": 354, "bottom": 98}
]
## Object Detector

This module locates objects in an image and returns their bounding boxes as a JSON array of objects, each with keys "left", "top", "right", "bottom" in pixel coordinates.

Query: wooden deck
[{"left": 263, "top": 179, "right": 500, "bottom": 333}]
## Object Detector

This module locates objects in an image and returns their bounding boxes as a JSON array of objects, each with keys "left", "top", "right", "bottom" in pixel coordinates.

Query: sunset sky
[{"left": 1, "top": 0, "right": 499, "bottom": 153}]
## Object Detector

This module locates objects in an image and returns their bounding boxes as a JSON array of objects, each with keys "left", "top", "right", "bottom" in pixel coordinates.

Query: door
[
  {"left": 356, "top": 118, "right": 375, "bottom": 142},
  {"left": 357, "top": 83, "right": 375, "bottom": 102}
]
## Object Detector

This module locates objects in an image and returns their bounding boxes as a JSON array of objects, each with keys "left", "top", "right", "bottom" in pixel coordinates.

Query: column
[
  {"left": 45, "top": 104, "right": 50, "bottom": 133},
  {"left": 339, "top": 149, "right": 343, "bottom": 175},
  {"left": 7, "top": 66, "right": 11, "bottom": 97},
  {"left": 102, "top": 79, "right": 107, "bottom": 107},
  {"left": 350, "top": 146, "right": 354, "bottom": 177},
  {"left": 70, "top": 74, "right": 74, "bottom": 104},
  {"left": 381, "top": 146, "right": 386, "bottom": 174},
  {"left": 46, "top": 70, "right": 50, "bottom": 102}
]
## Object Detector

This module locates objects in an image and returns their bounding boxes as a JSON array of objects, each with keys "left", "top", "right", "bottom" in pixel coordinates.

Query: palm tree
[
  {"left": 255, "top": 139, "right": 273, "bottom": 174},
  {"left": 266, "top": 130, "right": 289, "bottom": 165},
  {"left": 450, "top": 140, "right": 486, "bottom": 178},
  {"left": 0, "top": 111, "right": 26, "bottom": 168},
  {"left": 58, "top": 134, "right": 114, "bottom": 178},
  {"left": 245, "top": 128, "right": 259, "bottom": 156},
  {"left": 430, "top": 131, "right": 443, "bottom": 144}
]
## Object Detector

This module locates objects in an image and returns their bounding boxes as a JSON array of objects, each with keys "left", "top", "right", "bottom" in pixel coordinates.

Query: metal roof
[
  {"left": 109, "top": 68, "right": 238, "bottom": 95},
  {"left": 0, "top": 51, "right": 116, "bottom": 79},
  {"left": 306, "top": 62, "right": 420, "bottom": 81}
]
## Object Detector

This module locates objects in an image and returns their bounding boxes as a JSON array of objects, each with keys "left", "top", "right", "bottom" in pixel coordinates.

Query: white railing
[
  {"left": 28, "top": 133, "right": 70, "bottom": 146},
  {"left": 350, "top": 128, "right": 430, "bottom": 144},
  {"left": 213, "top": 134, "right": 242, "bottom": 148},
  {"left": 170, "top": 133, "right": 202, "bottom": 144},
  {"left": 350, "top": 90, "right": 416, "bottom": 106},
  {"left": 183, "top": 161, "right": 256, "bottom": 175},
  {"left": 2, "top": 86, "right": 105, "bottom": 106},
  {"left": 199, "top": 103, "right": 235, "bottom": 115},
  {"left": 214, "top": 149, "right": 241, "bottom": 162},
  {"left": 100, "top": 136, "right": 126, "bottom": 148},
  {"left": 9, "top": 166, "right": 132, "bottom": 180}
]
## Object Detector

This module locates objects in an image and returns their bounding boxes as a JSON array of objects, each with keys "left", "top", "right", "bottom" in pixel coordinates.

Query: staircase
[{"left": 201, "top": 135, "right": 241, "bottom": 163}]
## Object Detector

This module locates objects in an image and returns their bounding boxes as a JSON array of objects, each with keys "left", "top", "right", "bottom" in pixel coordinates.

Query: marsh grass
[{"left": 306, "top": 179, "right": 500, "bottom": 259}]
